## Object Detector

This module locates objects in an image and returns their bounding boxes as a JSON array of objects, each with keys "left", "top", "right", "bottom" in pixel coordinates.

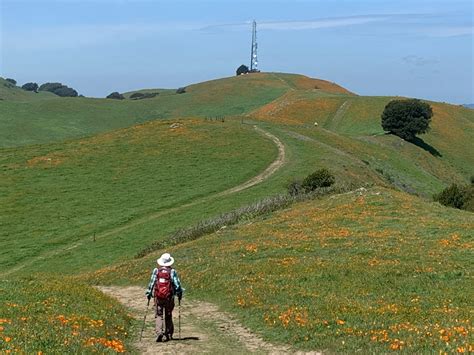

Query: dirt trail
[
  {"left": 98, "top": 286, "right": 318, "bottom": 354},
  {"left": 325, "top": 100, "right": 351, "bottom": 130},
  {"left": 1, "top": 126, "right": 286, "bottom": 278},
  {"left": 218, "top": 126, "right": 286, "bottom": 196}
]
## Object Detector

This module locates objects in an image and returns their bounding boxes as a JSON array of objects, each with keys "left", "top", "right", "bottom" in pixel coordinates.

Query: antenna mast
[{"left": 250, "top": 20, "right": 258, "bottom": 71}]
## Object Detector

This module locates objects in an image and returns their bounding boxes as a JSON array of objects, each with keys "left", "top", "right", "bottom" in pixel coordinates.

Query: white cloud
[
  {"left": 402, "top": 55, "right": 439, "bottom": 66},
  {"left": 201, "top": 15, "right": 391, "bottom": 32},
  {"left": 423, "top": 26, "right": 473, "bottom": 37},
  {"left": 259, "top": 16, "right": 390, "bottom": 30}
]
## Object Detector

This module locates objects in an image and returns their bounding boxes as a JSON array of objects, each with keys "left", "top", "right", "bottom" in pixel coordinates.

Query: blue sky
[{"left": 1, "top": 0, "right": 472, "bottom": 103}]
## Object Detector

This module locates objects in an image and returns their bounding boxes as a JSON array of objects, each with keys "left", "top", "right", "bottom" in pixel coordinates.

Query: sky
[{"left": 0, "top": 0, "right": 473, "bottom": 103}]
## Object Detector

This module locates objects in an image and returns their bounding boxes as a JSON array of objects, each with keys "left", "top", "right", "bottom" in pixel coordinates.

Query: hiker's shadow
[
  {"left": 410, "top": 137, "right": 442, "bottom": 157},
  {"left": 172, "top": 337, "right": 200, "bottom": 341}
]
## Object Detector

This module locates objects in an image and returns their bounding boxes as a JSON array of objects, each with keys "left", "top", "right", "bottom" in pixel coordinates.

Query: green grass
[
  {"left": 0, "top": 73, "right": 294, "bottom": 147},
  {"left": 0, "top": 121, "right": 372, "bottom": 277},
  {"left": 0, "top": 77, "right": 57, "bottom": 102},
  {"left": 249, "top": 91, "right": 474, "bottom": 194},
  {"left": 0, "top": 275, "right": 133, "bottom": 353},
  {"left": 87, "top": 187, "right": 473, "bottom": 353},
  {"left": 0, "top": 119, "right": 277, "bottom": 273},
  {"left": 1, "top": 72, "right": 473, "bottom": 353}
]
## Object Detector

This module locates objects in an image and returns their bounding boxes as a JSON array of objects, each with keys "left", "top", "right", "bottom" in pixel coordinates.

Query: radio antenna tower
[{"left": 250, "top": 20, "right": 259, "bottom": 72}]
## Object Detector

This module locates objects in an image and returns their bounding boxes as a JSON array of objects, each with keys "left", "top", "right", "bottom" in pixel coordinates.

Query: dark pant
[{"left": 155, "top": 297, "right": 175, "bottom": 337}]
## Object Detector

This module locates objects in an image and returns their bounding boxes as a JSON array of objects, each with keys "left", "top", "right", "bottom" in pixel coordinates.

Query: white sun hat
[{"left": 157, "top": 253, "right": 175, "bottom": 267}]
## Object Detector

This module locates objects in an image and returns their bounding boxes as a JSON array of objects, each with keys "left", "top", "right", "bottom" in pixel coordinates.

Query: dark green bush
[
  {"left": 434, "top": 183, "right": 474, "bottom": 211},
  {"left": 39, "top": 82, "right": 63, "bottom": 92},
  {"left": 54, "top": 86, "right": 78, "bottom": 97},
  {"left": 130, "top": 92, "right": 145, "bottom": 99},
  {"left": 236, "top": 64, "right": 249, "bottom": 76},
  {"left": 130, "top": 92, "right": 159, "bottom": 100},
  {"left": 6, "top": 78, "right": 17, "bottom": 85},
  {"left": 22, "top": 82, "right": 39, "bottom": 92},
  {"left": 39, "top": 82, "right": 78, "bottom": 97},
  {"left": 302, "top": 168, "right": 335, "bottom": 192},
  {"left": 106, "top": 92, "right": 125, "bottom": 100},
  {"left": 176, "top": 87, "right": 186, "bottom": 94}
]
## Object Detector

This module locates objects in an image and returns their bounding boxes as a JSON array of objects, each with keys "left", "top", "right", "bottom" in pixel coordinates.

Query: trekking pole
[
  {"left": 140, "top": 298, "right": 151, "bottom": 341},
  {"left": 178, "top": 298, "right": 181, "bottom": 340}
]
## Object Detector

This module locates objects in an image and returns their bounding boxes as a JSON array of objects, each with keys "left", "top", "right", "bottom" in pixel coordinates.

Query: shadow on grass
[
  {"left": 410, "top": 137, "right": 442, "bottom": 157},
  {"left": 172, "top": 337, "right": 200, "bottom": 341}
]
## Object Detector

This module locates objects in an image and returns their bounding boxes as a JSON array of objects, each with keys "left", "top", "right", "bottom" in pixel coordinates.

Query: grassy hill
[
  {"left": 0, "top": 77, "right": 57, "bottom": 102},
  {"left": 0, "top": 73, "right": 354, "bottom": 148},
  {"left": 0, "top": 119, "right": 279, "bottom": 274},
  {"left": 1, "top": 72, "right": 473, "bottom": 353},
  {"left": 251, "top": 92, "right": 474, "bottom": 195},
  {"left": 87, "top": 187, "right": 473, "bottom": 353}
]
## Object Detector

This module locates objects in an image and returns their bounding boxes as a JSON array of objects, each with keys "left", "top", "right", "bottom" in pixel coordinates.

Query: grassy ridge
[
  {"left": 0, "top": 73, "right": 294, "bottom": 147},
  {"left": 0, "top": 78, "right": 58, "bottom": 102},
  {"left": 87, "top": 187, "right": 473, "bottom": 353},
  {"left": 0, "top": 73, "right": 355, "bottom": 147},
  {"left": 251, "top": 92, "right": 474, "bottom": 194},
  {"left": 0, "top": 119, "right": 277, "bottom": 273},
  {"left": 1, "top": 72, "right": 473, "bottom": 353},
  {"left": 0, "top": 276, "right": 133, "bottom": 353}
]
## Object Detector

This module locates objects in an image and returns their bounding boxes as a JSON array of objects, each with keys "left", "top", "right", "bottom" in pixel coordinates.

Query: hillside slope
[
  {"left": 0, "top": 77, "right": 57, "bottom": 102},
  {"left": 250, "top": 92, "right": 474, "bottom": 194},
  {"left": 0, "top": 73, "right": 350, "bottom": 147},
  {"left": 87, "top": 187, "right": 474, "bottom": 353}
]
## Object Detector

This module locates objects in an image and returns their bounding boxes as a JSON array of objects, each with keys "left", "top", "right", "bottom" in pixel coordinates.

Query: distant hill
[
  {"left": 2, "top": 71, "right": 473, "bottom": 354},
  {"left": 1, "top": 72, "right": 472, "bottom": 195},
  {"left": 0, "top": 73, "right": 352, "bottom": 147},
  {"left": 463, "top": 103, "right": 474, "bottom": 109},
  {"left": 0, "top": 77, "right": 57, "bottom": 101}
]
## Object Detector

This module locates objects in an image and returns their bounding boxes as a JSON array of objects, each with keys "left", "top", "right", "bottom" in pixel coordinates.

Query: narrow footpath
[{"left": 99, "top": 286, "right": 319, "bottom": 354}]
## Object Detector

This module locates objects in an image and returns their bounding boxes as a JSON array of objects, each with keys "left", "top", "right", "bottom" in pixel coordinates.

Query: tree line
[{"left": 5, "top": 77, "right": 79, "bottom": 97}]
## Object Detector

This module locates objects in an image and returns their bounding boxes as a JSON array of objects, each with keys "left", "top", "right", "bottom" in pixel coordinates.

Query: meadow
[
  {"left": 0, "top": 119, "right": 278, "bottom": 274},
  {"left": 87, "top": 187, "right": 474, "bottom": 353},
  {"left": 0, "top": 276, "right": 133, "bottom": 353},
  {"left": 1, "top": 72, "right": 473, "bottom": 353}
]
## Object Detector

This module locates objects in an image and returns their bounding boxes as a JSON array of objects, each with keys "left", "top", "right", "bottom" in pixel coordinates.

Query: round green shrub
[{"left": 302, "top": 168, "right": 335, "bottom": 192}]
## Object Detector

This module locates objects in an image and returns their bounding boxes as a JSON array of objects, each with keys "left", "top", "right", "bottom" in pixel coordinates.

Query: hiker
[{"left": 145, "top": 252, "right": 184, "bottom": 342}]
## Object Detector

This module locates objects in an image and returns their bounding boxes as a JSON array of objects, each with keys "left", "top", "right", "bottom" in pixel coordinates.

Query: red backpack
[{"left": 154, "top": 267, "right": 172, "bottom": 300}]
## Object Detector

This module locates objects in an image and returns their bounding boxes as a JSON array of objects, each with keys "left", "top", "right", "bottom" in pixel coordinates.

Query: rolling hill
[
  {"left": 1, "top": 72, "right": 472, "bottom": 353},
  {"left": 88, "top": 187, "right": 473, "bottom": 353},
  {"left": 0, "top": 77, "right": 58, "bottom": 102}
]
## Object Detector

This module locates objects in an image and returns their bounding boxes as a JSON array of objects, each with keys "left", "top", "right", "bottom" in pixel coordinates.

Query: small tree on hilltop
[
  {"left": 381, "top": 99, "right": 433, "bottom": 141},
  {"left": 6, "top": 78, "right": 17, "bottom": 85},
  {"left": 236, "top": 64, "right": 249, "bottom": 76},
  {"left": 54, "top": 86, "right": 78, "bottom": 97},
  {"left": 130, "top": 92, "right": 145, "bottom": 99},
  {"left": 106, "top": 92, "right": 125, "bottom": 100},
  {"left": 39, "top": 82, "right": 63, "bottom": 92},
  {"left": 22, "top": 82, "right": 39, "bottom": 92}
]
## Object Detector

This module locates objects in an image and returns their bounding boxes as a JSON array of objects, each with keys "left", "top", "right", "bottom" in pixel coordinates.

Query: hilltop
[
  {"left": 0, "top": 73, "right": 350, "bottom": 147},
  {"left": 0, "top": 77, "right": 57, "bottom": 101}
]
